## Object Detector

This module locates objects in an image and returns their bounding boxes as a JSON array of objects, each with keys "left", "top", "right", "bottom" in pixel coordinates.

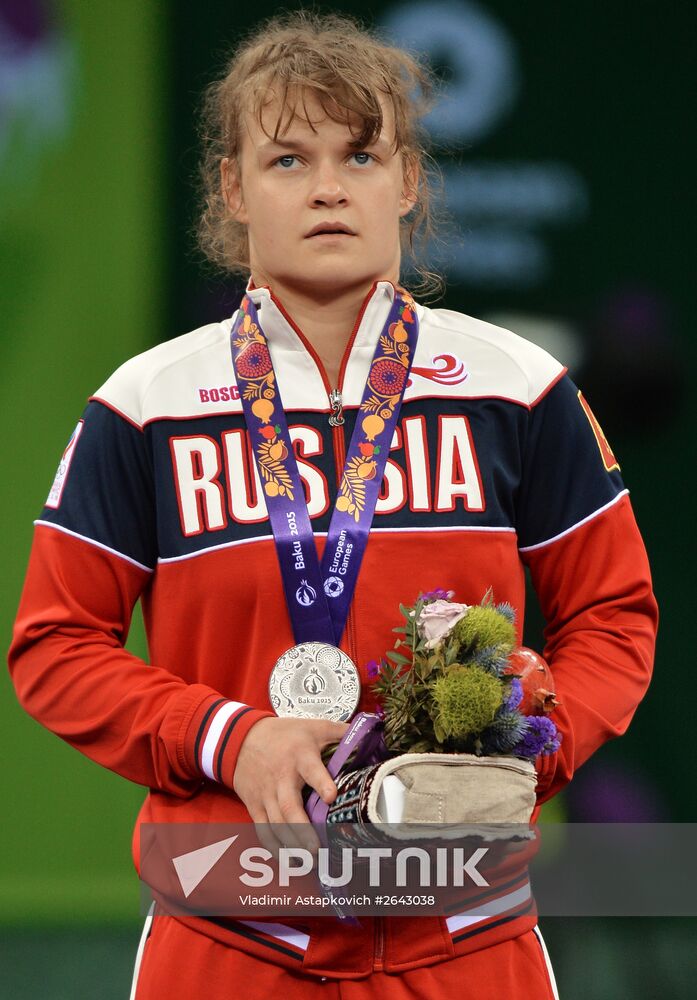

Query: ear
[
  {"left": 221, "top": 157, "right": 249, "bottom": 224},
  {"left": 399, "top": 154, "right": 420, "bottom": 218}
]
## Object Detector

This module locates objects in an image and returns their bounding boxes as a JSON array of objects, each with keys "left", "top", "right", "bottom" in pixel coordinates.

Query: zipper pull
[{"left": 328, "top": 388, "right": 345, "bottom": 427}]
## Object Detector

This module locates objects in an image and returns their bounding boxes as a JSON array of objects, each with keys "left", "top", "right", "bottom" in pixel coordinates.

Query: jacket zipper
[
  {"left": 327, "top": 389, "right": 358, "bottom": 666},
  {"left": 328, "top": 389, "right": 344, "bottom": 427},
  {"left": 374, "top": 917, "right": 385, "bottom": 971},
  {"left": 329, "top": 392, "right": 346, "bottom": 484}
]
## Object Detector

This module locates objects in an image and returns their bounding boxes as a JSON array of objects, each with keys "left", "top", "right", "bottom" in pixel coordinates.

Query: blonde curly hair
[{"left": 197, "top": 10, "right": 442, "bottom": 298}]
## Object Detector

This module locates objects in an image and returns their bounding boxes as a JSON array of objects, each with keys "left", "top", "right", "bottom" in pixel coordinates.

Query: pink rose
[{"left": 416, "top": 599, "right": 470, "bottom": 649}]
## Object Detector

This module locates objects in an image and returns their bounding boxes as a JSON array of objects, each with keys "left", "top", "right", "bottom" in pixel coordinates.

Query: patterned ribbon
[
  {"left": 304, "top": 712, "right": 386, "bottom": 826},
  {"left": 230, "top": 288, "right": 419, "bottom": 646}
]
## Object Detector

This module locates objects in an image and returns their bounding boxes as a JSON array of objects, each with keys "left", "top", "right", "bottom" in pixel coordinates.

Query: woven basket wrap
[
  {"left": 327, "top": 764, "right": 382, "bottom": 827},
  {"left": 326, "top": 753, "right": 537, "bottom": 839}
]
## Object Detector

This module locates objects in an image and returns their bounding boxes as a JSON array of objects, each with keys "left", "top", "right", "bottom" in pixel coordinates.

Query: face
[{"left": 221, "top": 90, "right": 418, "bottom": 300}]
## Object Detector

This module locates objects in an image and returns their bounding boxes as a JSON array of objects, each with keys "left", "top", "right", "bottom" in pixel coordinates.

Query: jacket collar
[{"left": 243, "top": 280, "right": 399, "bottom": 405}]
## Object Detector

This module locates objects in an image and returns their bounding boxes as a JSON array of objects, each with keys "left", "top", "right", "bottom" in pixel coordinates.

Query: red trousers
[{"left": 132, "top": 914, "right": 559, "bottom": 999}]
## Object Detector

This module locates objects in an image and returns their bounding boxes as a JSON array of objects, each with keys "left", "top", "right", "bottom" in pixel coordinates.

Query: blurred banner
[
  {"left": 1, "top": 0, "right": 693, "bottom": 936},
  {"left": 0, "top": 0, "right": 164, "bottom": 920}
]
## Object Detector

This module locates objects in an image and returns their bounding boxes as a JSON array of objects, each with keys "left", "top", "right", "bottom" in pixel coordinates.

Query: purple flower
[
  {"left": 374, "top": 704, "right": 386, "bottom": 720},
  {"left": 514, "top": 715, "right": 561, "bottom": 759},
  {"left": 503, "top": 677, "right": 523, "bottom": 712},
  {"left": 419, "top": 588, "right": 455, "bottom": 603},
  {"left": 366, "top": 659, "right": 381, "bottom": 679}
]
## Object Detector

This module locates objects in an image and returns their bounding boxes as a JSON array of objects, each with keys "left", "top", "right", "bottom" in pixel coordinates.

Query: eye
[
  {"left": 351, "top": 152, "right": 374, "bottom": 166},
  {"left": 274, "top": 155, "right": 299, "bottom": 169}
]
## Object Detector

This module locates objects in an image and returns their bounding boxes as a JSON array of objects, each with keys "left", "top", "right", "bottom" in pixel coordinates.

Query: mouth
[{"left": 305, "top": 222, "right": 356, "bottom": 238}]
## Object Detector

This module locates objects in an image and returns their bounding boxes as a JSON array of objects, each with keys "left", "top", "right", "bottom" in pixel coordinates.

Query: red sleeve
[
  {"left": 521, "top": 493, "right": 658, "bottom": 806},
  {"left": 8, "top": 525, "right": 272, "bottom": 797}
]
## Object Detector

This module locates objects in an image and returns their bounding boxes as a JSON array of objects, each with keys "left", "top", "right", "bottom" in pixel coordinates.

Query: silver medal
[{"left": 269, "top": 642, "right": 360, "bottom": 721}]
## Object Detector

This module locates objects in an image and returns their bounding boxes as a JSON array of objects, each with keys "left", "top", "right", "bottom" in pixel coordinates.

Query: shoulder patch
[
  {"left": 45, "top": 420, "right": 84, "bottom": 509},
  {"left": 577, "top": 391, "right": 620, "bottom": 472}
]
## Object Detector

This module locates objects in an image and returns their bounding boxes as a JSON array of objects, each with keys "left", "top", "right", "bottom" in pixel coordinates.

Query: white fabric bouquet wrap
[
  {"left": 371, "top": 753, "right": 537, "bottom": 826},
  {"left": 322, "top": 734, "right": 537, "bottom": 840}
]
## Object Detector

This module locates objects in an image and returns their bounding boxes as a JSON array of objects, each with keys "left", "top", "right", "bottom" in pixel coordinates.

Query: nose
[{"left": 309, "top": 160, "right": 348, "bottom": 208}]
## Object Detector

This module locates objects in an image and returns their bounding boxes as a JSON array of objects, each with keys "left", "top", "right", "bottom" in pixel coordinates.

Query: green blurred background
[{"left": 1, "top": 1, "right": 694, "bottom": 996}]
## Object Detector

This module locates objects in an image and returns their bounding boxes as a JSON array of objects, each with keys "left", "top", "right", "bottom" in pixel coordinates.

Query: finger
[
  {"left": 271, "top": 823, "right": 319, "bottom": 856},
  {"left": 277, "top": 784, "right": 322, "bottom": 851},
  {"left": 315, "top": 721, "right": 351, "bottom": 746},
  {"left": 251, "top": 808, "right": 285, "bottom": 859},
  {"left": 276, "top": 792, "right": 312, "bottom": 828},
  {"left": 298, "top": 755, "right": 338, "bottom": 805},
  {"left": 266, "top": 797, "right": 320, "bottom": 854}
]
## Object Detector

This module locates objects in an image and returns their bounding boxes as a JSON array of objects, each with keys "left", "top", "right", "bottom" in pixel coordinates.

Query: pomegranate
[
  {"left": 505, "top": 647, "right": 560, "bottom": 715},
  {"left": 362, "top": 414, "right": 384, "bottom": 441},
  {"left": 251, "top": 398, "right": 274, "bottom": 424},
  {"left": 356, "top": 460, "right": 377, "bottom": 480},
  {"left": 390, "top": 320, "right": 408, "bottom": 343}
]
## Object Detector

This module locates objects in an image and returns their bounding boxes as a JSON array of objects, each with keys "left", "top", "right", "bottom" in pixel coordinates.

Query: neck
[{"left": 250, "top": 276, "right": 383, "bottom": 388}]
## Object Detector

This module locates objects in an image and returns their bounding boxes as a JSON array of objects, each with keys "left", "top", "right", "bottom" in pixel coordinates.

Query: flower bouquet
[{"left": 310, "top": 590, "right": 561, "bottom": 838}]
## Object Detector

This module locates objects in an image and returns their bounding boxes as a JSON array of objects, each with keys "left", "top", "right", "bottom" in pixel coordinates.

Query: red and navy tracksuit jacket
[{"left": 9, "top": 281, "right": 657, "bottom": 976}]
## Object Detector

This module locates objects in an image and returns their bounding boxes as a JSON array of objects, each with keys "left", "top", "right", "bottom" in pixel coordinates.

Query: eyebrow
[{"left": 257, "top": 135, "right": 393, "bottom": 154}]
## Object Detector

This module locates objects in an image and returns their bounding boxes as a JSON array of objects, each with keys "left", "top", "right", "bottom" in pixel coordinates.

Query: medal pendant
[{"left": 269, "top": 642, "right": 361, "bottom": 722}]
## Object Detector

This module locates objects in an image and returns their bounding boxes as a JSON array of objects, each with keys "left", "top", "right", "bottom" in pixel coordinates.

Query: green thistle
[
  {"left": 430, "top": 666, "right": 503, "bottom": 742},
  {"left": 452, "top": 605, "right": 516, "bottom": 656}
]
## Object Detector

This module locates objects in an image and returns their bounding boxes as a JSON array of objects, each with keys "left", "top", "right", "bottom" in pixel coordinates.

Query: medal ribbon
[{"left": 230, "top": 287, "right": 419, "bottom": 646}]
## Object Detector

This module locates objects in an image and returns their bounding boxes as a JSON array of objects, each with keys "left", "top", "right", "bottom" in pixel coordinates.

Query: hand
[{"left": 233, "top": 716, "right": 349, "bottom": 853}]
